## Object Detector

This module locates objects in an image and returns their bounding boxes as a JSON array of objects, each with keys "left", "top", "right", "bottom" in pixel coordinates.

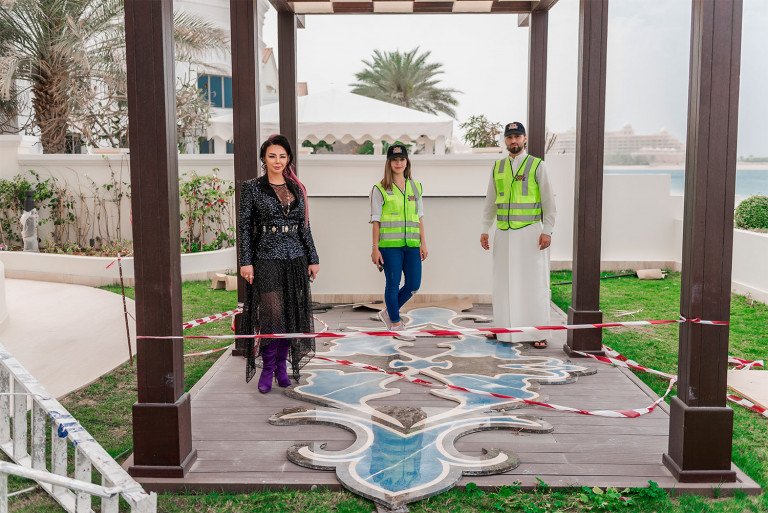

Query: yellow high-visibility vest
[
  {"left": 375, "top": 179, "right": 423, "bottom": 248},
  {"left": 494, "top": 155, "right": 543, "bottom": 230}
]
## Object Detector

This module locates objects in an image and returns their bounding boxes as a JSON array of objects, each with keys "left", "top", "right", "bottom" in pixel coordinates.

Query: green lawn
[{"left": 9, "top": 276, "right": 767, "bottom": 512}]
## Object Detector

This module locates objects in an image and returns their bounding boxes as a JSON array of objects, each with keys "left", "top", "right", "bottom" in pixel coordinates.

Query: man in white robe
[{"left": 480, "top": 122, "right": 557, "bottom": 347}]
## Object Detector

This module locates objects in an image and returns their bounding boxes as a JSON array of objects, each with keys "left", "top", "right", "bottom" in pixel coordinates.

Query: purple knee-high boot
[
  {"left": 258, "top": 343, "right": 277, "bottom": 393},
  {"left": 275, "top": 342, "right": 292, "bottom": 388}
]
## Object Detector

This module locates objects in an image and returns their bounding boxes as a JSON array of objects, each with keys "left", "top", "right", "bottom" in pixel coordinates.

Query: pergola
[{"left": 123, "top": 0, "right": 743, "bottom": 485}]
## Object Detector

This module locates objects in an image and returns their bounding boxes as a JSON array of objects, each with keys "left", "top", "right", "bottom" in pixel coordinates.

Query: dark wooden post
[
  {"left": 663, "top": 0, "right": 742, "bottom": 483},
  {"left": 124, "top": 0, "right": 196, "bottom": 477},
  {"left": 527, "top": 9, "right": 548, "bottom": 158},
  {"left": 277, "top": 10, "right": 299, "bottom": 165},
  {"left": 231, "top": 0, "right": 262, "bottom": 356},
  {"left": 564, "top": 0, "right": 608, "bottom": 358}
]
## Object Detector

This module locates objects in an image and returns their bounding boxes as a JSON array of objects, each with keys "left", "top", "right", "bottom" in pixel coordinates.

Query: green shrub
[
  {"left": 734, "top": 195, "right": 768, "bottom": 231},
  {"left": 459, "top": 114, "right": 501, "bottom": 148}
]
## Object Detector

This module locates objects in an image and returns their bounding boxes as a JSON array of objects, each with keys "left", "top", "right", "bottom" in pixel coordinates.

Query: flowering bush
[{"left": 179, "top": 170, "right": 236, "bottom": 252}]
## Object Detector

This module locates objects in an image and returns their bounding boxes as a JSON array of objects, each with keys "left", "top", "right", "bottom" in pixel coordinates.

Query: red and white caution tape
[
  {"left": 312, "top": 355, "right": 674, "bottom": 419},
  {"left": 183, "top": 307, "right": 242, "bottom": 330},
  {"left": 184, "top": 345, "right": 231, "bottom": 358},
  {"left": 574, "top": 345, "right": 767, "bottom": 420},
  {"left": 728, "top": 356, "right": 764, "bottom": 370},
  {"left": 105, "top": 256, "right": 119, "bottom": 269},
  {"left": 727, "top": 394, "right": 768, "bottom": 419},
  {"left": 571, "top": 345, "right": 677, "bottom": 380},
  {"left": 138, "top": 316, "right": 726, "bottom": 341},
  {"left": 183, "top": 315, "right": 329, "bottom": 357}
]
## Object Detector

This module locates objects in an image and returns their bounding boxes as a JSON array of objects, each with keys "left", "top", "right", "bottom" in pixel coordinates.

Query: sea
[{"left": 604, "top": 166, "right": 768, "bottom": 203}]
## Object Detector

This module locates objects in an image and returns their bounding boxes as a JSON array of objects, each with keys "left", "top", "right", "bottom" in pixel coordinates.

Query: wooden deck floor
[{"left": 128, "top": 304, "right": 760, "bottom": 497}]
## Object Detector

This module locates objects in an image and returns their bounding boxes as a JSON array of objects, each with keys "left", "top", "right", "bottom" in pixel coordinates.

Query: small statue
[{"left": 20, "top": 190, "right": 39, "bottom": 252}]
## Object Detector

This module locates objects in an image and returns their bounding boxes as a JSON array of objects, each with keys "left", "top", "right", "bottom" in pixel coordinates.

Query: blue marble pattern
[{"left": 273, "top": 306, "right": 592, "bottom": 509}]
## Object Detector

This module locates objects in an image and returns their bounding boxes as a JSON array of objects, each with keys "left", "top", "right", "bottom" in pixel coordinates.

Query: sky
[{"left": 262, "top": 0, "right": 768, "bottom": 157}]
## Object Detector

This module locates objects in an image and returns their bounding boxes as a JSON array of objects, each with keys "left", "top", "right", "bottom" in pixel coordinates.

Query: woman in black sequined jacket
[{"left": 238, "top": 134, "right": 319, "bottom": 393}]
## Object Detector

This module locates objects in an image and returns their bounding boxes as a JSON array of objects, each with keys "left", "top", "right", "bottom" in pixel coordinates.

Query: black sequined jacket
[{"left": 238, "top": 175, "right": 320, "bottom": 266}]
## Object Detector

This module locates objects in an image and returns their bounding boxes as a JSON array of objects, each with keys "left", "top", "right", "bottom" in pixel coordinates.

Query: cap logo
[
  {"left": 393, "top": 147, "right": 403, "bottom": 153},
  {"left": 508, "top": 123, "right": 518, "bottom": 130}
]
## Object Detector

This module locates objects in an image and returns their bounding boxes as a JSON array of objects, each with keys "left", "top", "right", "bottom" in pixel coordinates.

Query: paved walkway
[{"left": 0, "top": 279, "right": 135, "bottom": 398}]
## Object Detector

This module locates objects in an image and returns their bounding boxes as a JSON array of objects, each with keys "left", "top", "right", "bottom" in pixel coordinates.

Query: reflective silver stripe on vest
[
  {"left": 497, "top": 214, "right": 543, "bottom": 222},
  {"left": 497, "top": 202, "right": 542, "bottom": 209},
  {"left": 495, "top": 159, "right": 506, "bottom": 175},
  {"left": 380, "top": 221, "right": 420, "bottom": 228},
  {"left": 521, "top": 156, "right": 535, "bottom": 196},
  {"left": 380, "top": 233, "right": 421, "bottom": 240},
  {"left": 410, "top": 179, "right": 421, "bottom": 203}
]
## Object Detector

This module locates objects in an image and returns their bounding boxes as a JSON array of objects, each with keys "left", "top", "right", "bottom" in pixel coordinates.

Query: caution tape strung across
[
  {"left": 727, "top": 395, "right": 768, "bottom": 419},
  {"left": 311, "top": 355, "right": 675, "bottom": 419},
  {"left": 138, "top": 316, "right": 727, "bottom": 341},
  {"left": 182, "top": 315, "right": 329, "bottom": 358},
  {"left": 571, "top": 345, "right": 767, "bottom": 420},
  {"left": 162, "top": 305, "right": 765, "bottom": 419},
  {"left": 183, "top": 345, "right": 231, "bottom": 358},
  {"left": 183, "top": 307, "right": 242, "bottom": 330},
  {"left": 728, "top": 356, "right": 765, "bottom": 370}
]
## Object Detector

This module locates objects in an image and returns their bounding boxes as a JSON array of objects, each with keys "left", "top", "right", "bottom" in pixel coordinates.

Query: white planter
[{"left": 0, "top": 247, "right": 237, "bottom": 287}]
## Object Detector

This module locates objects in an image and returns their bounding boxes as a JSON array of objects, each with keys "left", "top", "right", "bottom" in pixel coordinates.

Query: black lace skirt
[{"left": 243, "top": 256, "right": 315, "bottom": 382}]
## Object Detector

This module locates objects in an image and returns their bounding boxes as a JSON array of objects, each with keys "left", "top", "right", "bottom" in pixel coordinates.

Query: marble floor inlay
[{"left": 270, "top": 306, "right": 594, "bottom": 510}]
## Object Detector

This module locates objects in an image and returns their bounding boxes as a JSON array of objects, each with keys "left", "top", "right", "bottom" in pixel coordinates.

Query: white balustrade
[{"left": 0, "top": 343, "right": 156, "bottom": 513}]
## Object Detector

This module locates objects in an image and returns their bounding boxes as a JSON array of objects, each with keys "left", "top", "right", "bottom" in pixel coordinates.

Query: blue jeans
[{"left": 380, "top": 246, "right": 422, "bottom": 323}]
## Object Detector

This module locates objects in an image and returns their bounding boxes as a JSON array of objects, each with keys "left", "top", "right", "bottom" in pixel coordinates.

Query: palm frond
[{"left": 350, "top": 47, "right": 461, "bottom": 118}]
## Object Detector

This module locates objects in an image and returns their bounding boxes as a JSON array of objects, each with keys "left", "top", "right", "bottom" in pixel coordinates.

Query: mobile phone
[{"left": 377, "top": 264, "right": 384, "bottom": 272}]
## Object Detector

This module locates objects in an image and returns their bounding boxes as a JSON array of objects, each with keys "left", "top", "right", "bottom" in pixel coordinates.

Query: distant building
[{"left": 550, "top": 124, "right": 685, "bottom": 165}]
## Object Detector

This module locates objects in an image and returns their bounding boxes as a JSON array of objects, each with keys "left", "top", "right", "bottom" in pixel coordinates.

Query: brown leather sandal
[{"left": 532, "top": 340, "right": 548, "bottom": 349}]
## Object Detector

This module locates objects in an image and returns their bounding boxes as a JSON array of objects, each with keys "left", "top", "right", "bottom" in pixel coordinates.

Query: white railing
[{"left": 0, "top": 343, "right": 156, "bottom": 513}]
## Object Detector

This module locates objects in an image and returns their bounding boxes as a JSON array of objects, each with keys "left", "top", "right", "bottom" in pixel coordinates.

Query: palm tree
[
  {"left": 0, "top": 0, "right": 228, "bottom": 153},
  {"left": 350, "top": 48, "right": 460, "bottom": 118}
]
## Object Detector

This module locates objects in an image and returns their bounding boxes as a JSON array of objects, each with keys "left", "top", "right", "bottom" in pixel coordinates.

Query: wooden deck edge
[{"left": 129, "top": 473, "right": 761, "bottom": 497}]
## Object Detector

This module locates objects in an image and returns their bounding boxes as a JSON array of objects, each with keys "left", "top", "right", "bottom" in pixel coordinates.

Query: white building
[
  {"left": 551, "top": 124, "right": 685, "bottom": 164},
  {"left": 175, "top": 0, "right": 280, "bottom": 154}
]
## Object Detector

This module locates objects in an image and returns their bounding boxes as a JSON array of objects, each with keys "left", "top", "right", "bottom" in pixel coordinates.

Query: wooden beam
[
  {"left": 564, "top": 0, "right": 608, "bottom": 358},
  {"left": 527, "top": 9, "right": 548, "bottom": 157},
  {"left": 124, "top": 0, "right": 195, "bottom": 478},
  {"left": 663, "top": 0, "right": 742, "bottom": 483},
  {"left": 269, "top": 0, "right": 293, "bottom": 13},
  {"left": 278, "top": 11, "right": 299, "bottom": 168},
  {"left": 533, "top": 0, "right": 559, "bottom": 11},
  {"left": 230, "top": 0, "right": 263, "bottom": 356}
]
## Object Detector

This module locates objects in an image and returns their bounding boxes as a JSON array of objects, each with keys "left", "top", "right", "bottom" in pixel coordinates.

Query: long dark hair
[{"left": 259, "top": 134, "right": 310, "bottom": 225}]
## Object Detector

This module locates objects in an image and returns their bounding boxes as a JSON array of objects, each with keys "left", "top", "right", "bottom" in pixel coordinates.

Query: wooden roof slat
[{"left": 283, "top": 0, "right": 537, "bottom": 15}]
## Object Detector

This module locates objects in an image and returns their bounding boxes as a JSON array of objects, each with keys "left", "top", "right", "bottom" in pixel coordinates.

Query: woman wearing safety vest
[{"left": 370, "top": 144, "right": 427, "bottom": 341}]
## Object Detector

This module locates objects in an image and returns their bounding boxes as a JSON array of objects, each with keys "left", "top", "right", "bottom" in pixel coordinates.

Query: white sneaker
[
  {"left": 391, "top": 323, "right": 416, "bottom": 342},
  {"left": 377, "top": 309, "right": 392, "bottom": 329}
]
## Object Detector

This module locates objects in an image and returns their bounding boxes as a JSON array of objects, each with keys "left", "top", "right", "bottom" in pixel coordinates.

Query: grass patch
[
  {"left": 551, "top": 271, "right": 768, "bottom": 495},
  {"left": 9, "top": 277, "right": 767, "bottom": 512}
]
